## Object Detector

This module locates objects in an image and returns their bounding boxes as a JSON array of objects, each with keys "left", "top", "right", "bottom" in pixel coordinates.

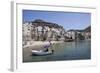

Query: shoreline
[{"left": 23, "top": 41, "right": 64, "bottom": 48}]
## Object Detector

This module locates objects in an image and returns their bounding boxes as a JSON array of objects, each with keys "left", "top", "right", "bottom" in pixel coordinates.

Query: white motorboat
[{"left": 31, "top": 49, "right": 54, "bottom": 56}]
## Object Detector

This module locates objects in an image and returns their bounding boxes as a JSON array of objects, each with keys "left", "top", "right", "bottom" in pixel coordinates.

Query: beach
[{"left": 23, "top": 41, "right": 64, "bottom": 49}]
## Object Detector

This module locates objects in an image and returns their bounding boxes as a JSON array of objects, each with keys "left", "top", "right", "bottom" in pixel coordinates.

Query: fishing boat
[
  {"left": 31, "top": 49, "right": 54, "bottom": 56},
  {"left": 64, "top": 39, "right": 74, "bottom": 42}
]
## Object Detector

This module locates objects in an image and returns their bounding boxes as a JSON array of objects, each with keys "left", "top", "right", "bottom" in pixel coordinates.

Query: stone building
[
  {"left": 22, "top": 19, "right": 65, "bottom": 42},
  {"left": 65, "top": 26, "right": 91, "bottom": 41}
]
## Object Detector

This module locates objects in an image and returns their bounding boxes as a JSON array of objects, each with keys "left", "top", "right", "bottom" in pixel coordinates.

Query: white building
[
  {"left": 65, "top": 31, "right": 76, "bottom": 40},
  {"left": 22, "top": 22, "right": 33, "bottom": 41},
  {"left": 22, "top": 20, "right": 65, "bottom": 42}
]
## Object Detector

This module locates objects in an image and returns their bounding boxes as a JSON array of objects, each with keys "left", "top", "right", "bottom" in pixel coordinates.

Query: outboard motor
[{"left": 51, "top": 50, "right": 54, "bottom": 54}]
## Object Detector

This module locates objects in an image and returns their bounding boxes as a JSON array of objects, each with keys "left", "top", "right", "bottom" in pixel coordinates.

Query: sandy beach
[{"left": 23, "top": 41, "right": 64, "bottom": 49}]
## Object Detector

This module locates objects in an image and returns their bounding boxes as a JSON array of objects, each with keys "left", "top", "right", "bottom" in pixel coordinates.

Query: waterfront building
[{"left": 23, "top": 19, "right": 65, "bottom": 42}]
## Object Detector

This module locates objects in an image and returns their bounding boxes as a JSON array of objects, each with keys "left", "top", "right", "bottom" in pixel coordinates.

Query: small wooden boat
[
  {"left": 31, "top": 49, "right": 54, "bottom": 56},
  {"left": 64, "top": 39, "right": 74, "bottom": 42}
]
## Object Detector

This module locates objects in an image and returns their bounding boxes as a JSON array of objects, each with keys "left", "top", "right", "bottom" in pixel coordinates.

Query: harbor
[
  {"left": 22, "top": 10, "right": 91, "bottom": 62},
  {"left": 23, "top": 40, "right": 91, "bottom": 62}
]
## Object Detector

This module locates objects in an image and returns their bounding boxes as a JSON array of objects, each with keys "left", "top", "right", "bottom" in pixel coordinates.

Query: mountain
[
  {"left": 84, "top": 26, "right": 91, "bottom": 32},
  {"left": 31, "top": 19, "right": 64, "bottom": 29},
  {"left": 67, "top": 29, "right": 84, "bottom": 32},
  {"left": 67, "top": 26, "right": 91, "bottom": 32}
]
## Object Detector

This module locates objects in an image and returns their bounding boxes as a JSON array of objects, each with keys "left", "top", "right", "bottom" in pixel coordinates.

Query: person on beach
[
  {"left": 43, "top": 41, "right": 52, "bottom": 52},
  {"left": 49, "top": 41, "right": 54, "bottom": 54}
]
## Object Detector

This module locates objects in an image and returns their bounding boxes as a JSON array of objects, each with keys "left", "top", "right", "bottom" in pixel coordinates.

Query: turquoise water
[{"left": 23, "top": 40, "right": 91, "bottom": 62}]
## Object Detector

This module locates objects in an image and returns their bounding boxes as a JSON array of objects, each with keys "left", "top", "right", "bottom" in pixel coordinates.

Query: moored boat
[{"left": 31, "top": 49, "right": 54, "bottom": 56}]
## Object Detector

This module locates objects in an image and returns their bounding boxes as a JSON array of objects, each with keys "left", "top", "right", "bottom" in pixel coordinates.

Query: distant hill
[
  {"left": 31, "top": 19, "right": 64, "bottom": 29},
  {"left": 67, "top": 25, "right": 91, "bottom": 32},
  {"left": 67, "top": 29, "right": 83, "bottom": 32},
  {"left": 84, "top": 26, "right": 91, "bottom": 32}
]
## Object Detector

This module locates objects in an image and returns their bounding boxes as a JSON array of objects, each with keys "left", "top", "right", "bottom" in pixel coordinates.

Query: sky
[{"left": 23, "top": 10, "right": 91, "bottom": 30}]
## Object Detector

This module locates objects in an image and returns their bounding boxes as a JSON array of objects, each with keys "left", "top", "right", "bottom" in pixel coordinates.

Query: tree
[{"left": 77, "top": 33, "right": 85, "bottom": 40}]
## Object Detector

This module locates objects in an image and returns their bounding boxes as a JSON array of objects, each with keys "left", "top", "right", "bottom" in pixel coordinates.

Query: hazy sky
[{"left": 23, "top": 10, "right": 91, "bottom": 30}]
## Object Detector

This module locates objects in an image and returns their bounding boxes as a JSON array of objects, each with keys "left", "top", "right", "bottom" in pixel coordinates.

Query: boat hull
[{"left": 31, "top": 50, "right": 53, "bottom": 56}]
